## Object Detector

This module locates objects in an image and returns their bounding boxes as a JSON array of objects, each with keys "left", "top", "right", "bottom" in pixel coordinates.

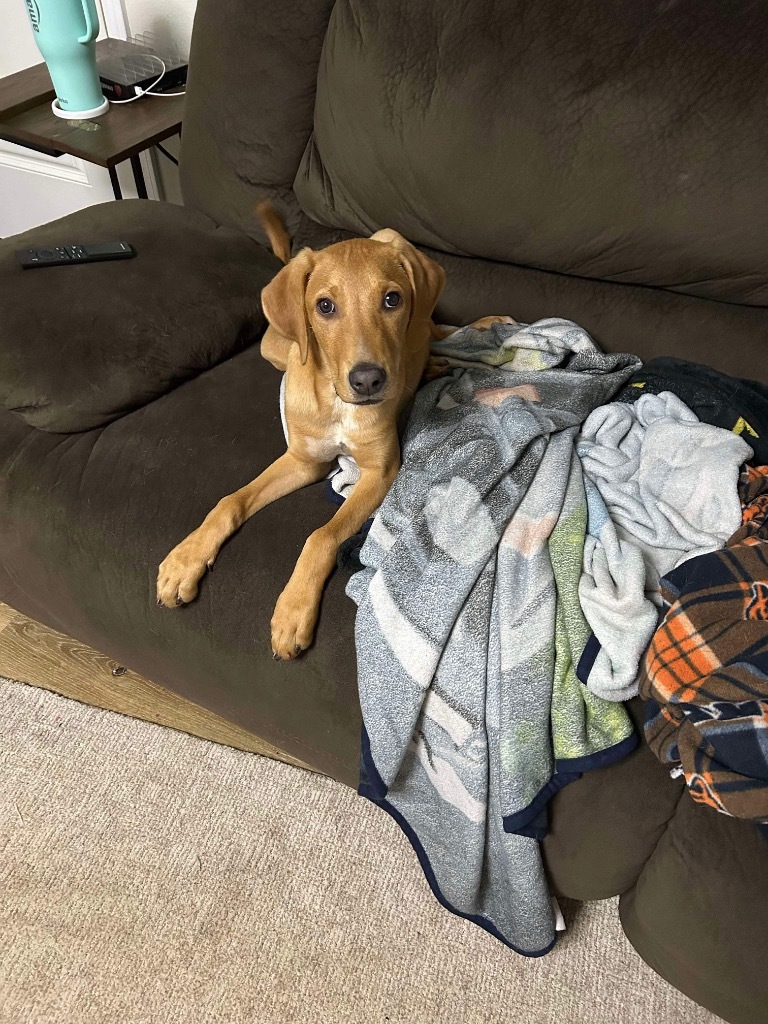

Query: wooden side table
[{"left": 0, "top": 41, "right": 184, "bottom": 200}]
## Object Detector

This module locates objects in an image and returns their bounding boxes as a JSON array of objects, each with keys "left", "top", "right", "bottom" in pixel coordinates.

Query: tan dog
[{"left": 157, "top": 204, "right": 446, "bottom": 659}]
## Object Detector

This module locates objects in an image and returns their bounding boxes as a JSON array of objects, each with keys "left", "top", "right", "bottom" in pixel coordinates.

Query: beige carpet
[{"left": 1, "top": 677, "right": 723, "bottom": 1024}]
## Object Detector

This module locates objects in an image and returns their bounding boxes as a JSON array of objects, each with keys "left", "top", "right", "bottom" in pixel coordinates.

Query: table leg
[
  {"left": 108, "top": 165, "right": 122, "bottom": 201},
  {"left": 130, "top": 154, "right": 148, "bottom": 199}
]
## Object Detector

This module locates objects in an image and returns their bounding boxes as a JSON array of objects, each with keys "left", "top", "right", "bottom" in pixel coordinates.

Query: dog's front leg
[
  {"left": 157, "top": 451, "right": 331, "bottom": 608},
  {"left": 270, "top": 462, "right": 397, "bottom": 660}
]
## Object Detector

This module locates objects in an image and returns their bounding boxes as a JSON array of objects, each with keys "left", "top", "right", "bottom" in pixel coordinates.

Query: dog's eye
[
  {"left": 316, "top": 298, "right": 335, "bottom": 316},
  {"left": 384, "top": 291, "right": 402, "bottom": 309}
]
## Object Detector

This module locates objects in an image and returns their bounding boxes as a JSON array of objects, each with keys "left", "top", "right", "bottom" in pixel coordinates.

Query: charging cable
[{"left": 109, "top": 55, "right": 186, "bottom": 104}]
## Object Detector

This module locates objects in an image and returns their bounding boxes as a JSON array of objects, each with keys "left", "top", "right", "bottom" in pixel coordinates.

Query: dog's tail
[{"left": 256, "top": 200, "right": 292, "bottom": 265}]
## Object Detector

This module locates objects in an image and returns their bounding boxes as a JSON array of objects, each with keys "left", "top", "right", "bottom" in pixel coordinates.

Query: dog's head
[{"left": 260, "top": 230, "right": 444, "bottom": 406}]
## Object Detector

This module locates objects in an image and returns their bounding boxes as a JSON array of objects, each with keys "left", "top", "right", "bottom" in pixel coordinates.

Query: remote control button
[{"left": 39, "top": 250, "right": 54, "bottom": 259}]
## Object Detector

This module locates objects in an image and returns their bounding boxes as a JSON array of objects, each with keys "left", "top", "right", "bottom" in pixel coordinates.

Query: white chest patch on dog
[
  {"left": 304, "top": 435, "right": 349, "bottom": 461},
  {"left": 280, "top": 377, "right": 366, "bottom": 508},
  {"left": 300, "top": 397, "right": 360, "bottom": 462},
  {"left": 281, "top": 375, "right": 358, "bottom": 460},
  {"left": 331, "top": 398, "right": 362, "bottom": 451}
]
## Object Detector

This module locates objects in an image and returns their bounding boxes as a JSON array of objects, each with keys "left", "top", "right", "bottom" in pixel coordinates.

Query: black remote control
[{"left": 15, "top": 242, "right": 136, "bottom": 269}]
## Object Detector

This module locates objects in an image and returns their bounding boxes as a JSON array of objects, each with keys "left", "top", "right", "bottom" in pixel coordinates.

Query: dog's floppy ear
[
  {"left": 260, "top": 248, "right": 315, "bottom": 365},
  {"left": 370, "top": 229, "right": 445, "bottom": 329}
]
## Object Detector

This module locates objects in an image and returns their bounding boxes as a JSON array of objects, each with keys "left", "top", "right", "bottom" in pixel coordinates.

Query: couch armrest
[{"left": 0, "top": 199, "right": 281, "bottom": 433}]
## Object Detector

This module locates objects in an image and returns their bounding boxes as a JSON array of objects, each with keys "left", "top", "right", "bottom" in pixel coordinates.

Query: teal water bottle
[{"left": 23, "top": 0, "right": 109, "bottom": 119}]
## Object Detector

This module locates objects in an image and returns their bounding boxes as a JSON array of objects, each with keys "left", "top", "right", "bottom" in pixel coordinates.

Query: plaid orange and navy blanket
[{"left": 640, "top": 465, "right": 768, "bottom": 823}]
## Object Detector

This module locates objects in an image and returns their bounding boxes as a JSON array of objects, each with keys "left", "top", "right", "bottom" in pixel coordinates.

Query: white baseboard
[{"left": 0, "top": 148, "right": 90, "bottom": 186}]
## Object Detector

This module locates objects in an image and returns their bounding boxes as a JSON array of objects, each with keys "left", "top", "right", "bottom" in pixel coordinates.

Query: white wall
[
  {"left": 0, "top": 0, "right": 125, "bottom": 236},
  {"left": 0, "top": 1, "right": 51, "bottom": 77},
  {"left": 3, "top": 0, "right": 198, "bottom": 78},
  {"left": 0, "top": 0, "right": 197, "bottom": 219},
  {"left": 120, "top": 0, "right": 198, "bottom": 202},
  {"left": 122, "top": 0, "right": 197, "bottom": 56}
]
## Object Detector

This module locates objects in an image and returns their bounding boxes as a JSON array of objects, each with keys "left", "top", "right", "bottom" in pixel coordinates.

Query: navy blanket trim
[
  {"left": 324, "top": 479, "right": 346, "bottom": 507},
  {"left": 514, "top": 805, "right": 549, "bottom": 840},
  {"left": 503, "top": 773, "right": 581, "bottom": 835},
  {"left": 505, "top": 731, "right": 638, "bottom": 834},
  {"left": 363, "top": 724, "right": 638, "bottom": 842},
  {"left": 758, "top": 823, "right": 768, "bottom": 843},
  {"left": 360, "top": 724, "right": 388, "bottom": 799},
  {"left": 576, "top": 633, "right": 602, "bottom": 685},
  {"left": 555, "top": 729, "right": 639, "bottom": 774},
  {"left": 359, "top": 729, "right": 557, "bottom": 958}
]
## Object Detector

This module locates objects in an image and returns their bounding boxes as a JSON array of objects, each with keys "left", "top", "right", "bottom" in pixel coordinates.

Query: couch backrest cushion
[{"left": 294, "top": 0, "right": 768, "bottom": 306}]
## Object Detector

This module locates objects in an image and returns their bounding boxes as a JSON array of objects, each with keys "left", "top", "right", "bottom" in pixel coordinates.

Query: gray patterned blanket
[{"left": 347, "top": 318, "right": 641, "bottom": 955}]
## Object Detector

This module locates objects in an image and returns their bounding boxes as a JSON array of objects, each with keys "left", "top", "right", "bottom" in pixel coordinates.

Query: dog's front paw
[
  {"left": 270, "top": 588, "right": 319, "bottom": 660},
  {"left": 423, "top": 355, "right": 451, "bottom": 382},
  {"left": 469, "top": 314, "right": 517, "bottom": 330},
  {"left": 156, "top": 538, "right": 212, "bottom": 608}
]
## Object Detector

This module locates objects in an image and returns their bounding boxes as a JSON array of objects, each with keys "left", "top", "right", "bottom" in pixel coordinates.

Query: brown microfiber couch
[{"left": 1, "top": 1, "right": 767, "bottom": 1020}]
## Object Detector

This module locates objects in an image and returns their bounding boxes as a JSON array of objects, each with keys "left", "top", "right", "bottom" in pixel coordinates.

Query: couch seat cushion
[
  {"left": 620, "top": 794, "right": 768, "bottom": 1024},
  {"left": 0, "top": 343, "right": 361, "bottom": 783},
  {"left": 0, "top": 200, "right": 280, "bottom": 432}
]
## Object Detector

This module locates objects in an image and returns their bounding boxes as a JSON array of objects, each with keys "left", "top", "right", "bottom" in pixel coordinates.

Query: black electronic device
[
  {"left": 96, "top": 38, "right": 188, "bottom": 100},
  {"left": 15, "top": 242, "right": 136, "bottom": 269}
]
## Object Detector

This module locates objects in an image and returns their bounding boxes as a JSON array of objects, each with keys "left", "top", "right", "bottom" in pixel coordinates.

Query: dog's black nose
[{"left": 348, "top": 363, "right": 387, "bottom": 398}]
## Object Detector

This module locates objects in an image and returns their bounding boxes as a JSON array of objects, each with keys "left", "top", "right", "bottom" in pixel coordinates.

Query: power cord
[{"left": 109, "top": 56, "right": 186, "bottom": 104}]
